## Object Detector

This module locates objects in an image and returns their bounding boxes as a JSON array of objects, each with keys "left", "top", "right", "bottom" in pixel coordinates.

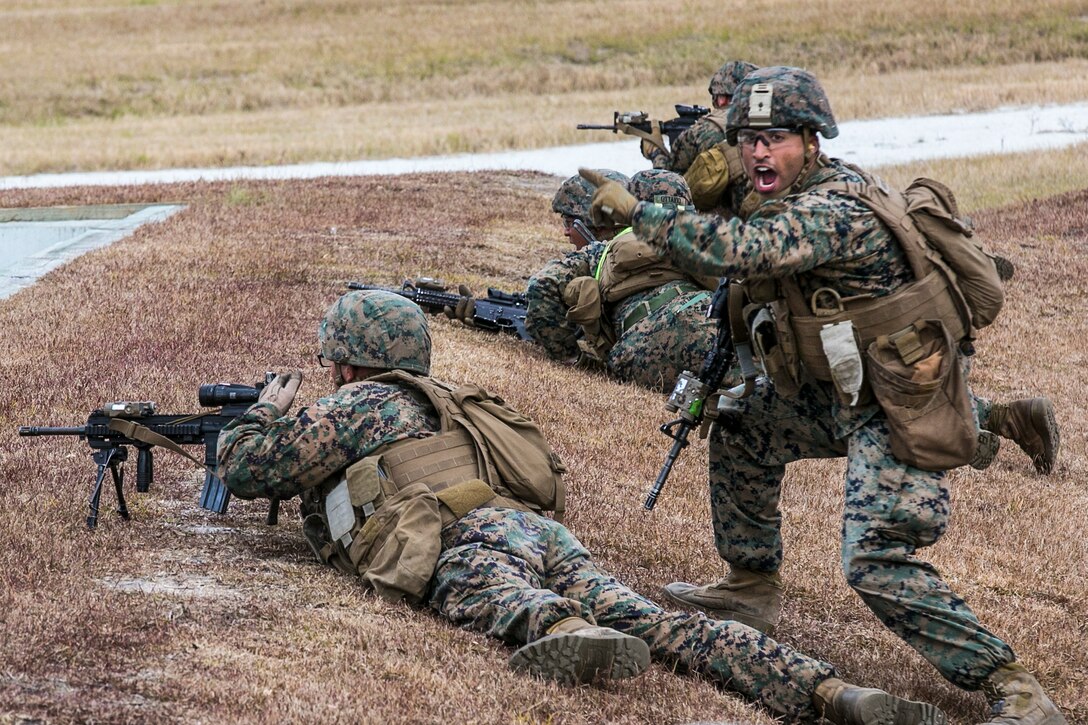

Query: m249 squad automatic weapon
[
  {"left": 19, "top": 378, "right": 277, "bottom": 528},
  {"left": 347, "top": 280, "right": 531, "bottom": 341},
  {"left": 577, "top": 104, "right": 711, "bottom": 147}
]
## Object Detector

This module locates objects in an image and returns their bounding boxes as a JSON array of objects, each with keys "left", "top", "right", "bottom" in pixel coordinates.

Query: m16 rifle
[
  {"left": 644, "top": 279, "right": 758, "bottom": 510},
  {"left": 347, "top": 280, "right": 531, "bottom": 341},
  {"left": 18, "top": 377, "right": 278, "bottom": 528},
  {"left": 577, "top": 104, "right": 711, "bottom": 148}
]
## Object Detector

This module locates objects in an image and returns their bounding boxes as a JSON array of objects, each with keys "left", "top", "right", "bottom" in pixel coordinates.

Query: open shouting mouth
[{"left": 753, "top": 165, "right": 780, "bottom": 194}]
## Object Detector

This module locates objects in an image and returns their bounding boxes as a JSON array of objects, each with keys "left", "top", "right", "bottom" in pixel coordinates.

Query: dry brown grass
[
  {"left": 1, "top": 172, "right": 1085, "bottom": 723},
  {"left": 2, "top": 1, "right": 1088, "bottom": 174}
]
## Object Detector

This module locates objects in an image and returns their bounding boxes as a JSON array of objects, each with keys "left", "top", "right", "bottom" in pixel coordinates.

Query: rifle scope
[{"left": 198, "top": 383, "right": 260, "bottom": 407}]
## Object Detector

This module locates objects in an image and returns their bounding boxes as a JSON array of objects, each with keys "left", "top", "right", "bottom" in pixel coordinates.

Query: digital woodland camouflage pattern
[
  {"left": 634, "top": 79, "right": 1019, "bottom": 690},
  {"left": 432, "top": 507, "right": 834, "bottom": 721},
  {"left": 319, "top": 290, "right": 432, "bottom": 374},
  {"left": 219, "top": 300, "right": 839, "bottom": 720},
  {"left": 627, "top": 168, "right": 696, "bottom": 206},
  {"left": 724, "top": 65, "right": 840, "bottom": 143},
  {"left": 525, "top": 239, "right": 718, "bottom": 392},
  {"left": 711, "top": 379, "right": 1014, "bottom": 689},
  {"left": 528, "top": 171, "right": 718, "bottom": 393},
  {"left": 708, "top": 60, "right": 759, "bottom": 98},
  {"left": 217, "top": 379, "right": 440, "bottom": 500},
  {"left": 551, "top": 169, "right": 629, "bottom": 223},
  {"left": 645, "top": 110, "right": 729, "bottom": 174},
  {"left": 635, "top": 160, "right": 913, "bottom": 321}
]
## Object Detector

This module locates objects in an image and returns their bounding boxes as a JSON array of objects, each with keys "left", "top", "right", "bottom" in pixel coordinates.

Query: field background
[{"left": 1, "top": 1, "right": 1087, "bottom": 723}]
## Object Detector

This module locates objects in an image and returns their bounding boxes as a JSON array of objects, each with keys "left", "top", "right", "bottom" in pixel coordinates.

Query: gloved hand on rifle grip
[
  {"left": 443, "top": 284, "right": 476, "bottom": 324},
  {"left": 258, "top": 370, "right": 303, "bottom": 417},
  {"left": 579, "top": 167, "right": 639, "bottom": 227}
]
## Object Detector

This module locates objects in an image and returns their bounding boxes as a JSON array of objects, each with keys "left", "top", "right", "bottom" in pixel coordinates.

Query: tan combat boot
[
  {"left": 813, "top": 677, "right": 948, "bottom": 725},
  {"left": 986, "top": 398, "right": 1061, "bottom": 474},
  {"left": 662, "top": 568, "right": 782, "bottom": 633},
  {"left": 509, "top": 616, "right": 650, "bottom": 685},
  {"left": 980, "top": 663, "right": 1067, "bottom": 724}
]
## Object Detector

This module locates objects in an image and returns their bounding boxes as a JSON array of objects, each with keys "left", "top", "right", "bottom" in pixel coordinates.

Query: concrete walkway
[{"left": 1, "top": 102, "right": 1087, "bottom": 190}]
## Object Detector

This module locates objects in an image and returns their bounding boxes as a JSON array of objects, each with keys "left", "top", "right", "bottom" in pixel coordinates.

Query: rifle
[
  {"left": 644, "top": 279, "right": 757, "bottom": 510},
  {"left": 18, "top": 377, "right": 278, "bottom": 528},
  {"left": 569, "top": 219, "right": 598, "bottom": 250},
  {"left": 577, "top": 104, "right": 711, "bottom": 148},
  {"left": 347, "top": 281, "right": 531, "bottom": 341}
]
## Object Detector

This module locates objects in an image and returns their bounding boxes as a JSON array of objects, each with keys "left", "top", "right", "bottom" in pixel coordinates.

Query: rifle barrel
[
  {"left": 644, "top": 424, "right": 691, "bottom": 510},
  {"left": 18, "top": 426, "right": 86, "bottom": 436}
]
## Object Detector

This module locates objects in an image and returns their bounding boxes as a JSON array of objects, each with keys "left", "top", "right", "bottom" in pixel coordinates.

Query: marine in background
[
  {"left": 638, "top": 60, "right": 758, "bottom": 215},
  {"left": 525, "top": 170, "right": 723, "bottom": 393}
]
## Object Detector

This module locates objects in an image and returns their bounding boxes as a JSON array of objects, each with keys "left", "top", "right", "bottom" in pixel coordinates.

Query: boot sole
[
  {"left": 1030, "top": 399, "right": 1060, "bottom": 474},
  {"left": 661, "top": 588, "right": 776, "bottom": 635},
  {"left": 855, "top": 693, "right": 949, "bottom": 725},
  {"left": 509, "top": 631, "right": 650, "bottom": 685}
]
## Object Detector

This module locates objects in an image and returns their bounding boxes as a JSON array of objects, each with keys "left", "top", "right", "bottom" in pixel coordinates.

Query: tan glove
[
  {"left": 443, "top": 284, "right": 476, "bottom": 324},
  {"left": 579, "top": 167, "right": 639, "bottom": 227},
  {"left": 258, "top": 370, "right": 303, "bottom": 417}
]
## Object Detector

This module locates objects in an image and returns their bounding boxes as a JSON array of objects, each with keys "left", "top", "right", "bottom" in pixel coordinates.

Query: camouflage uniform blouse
[
  {"left": 645, "top": 111, "right": 728, "bottom": 174},
  {"left": 633, "top": 158, "right": 914, "bottom": 303},
  {"left": 525, "top": 238, "right": 698, "bottom": 361},
  {"left": 633, "top": 157, "right": 915, "bottom": 431},
  {"left": 217, "top": 381, "right": 440, "bottom": 500}
]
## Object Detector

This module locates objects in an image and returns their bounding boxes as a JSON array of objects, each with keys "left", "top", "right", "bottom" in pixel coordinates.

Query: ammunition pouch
[
  {"left": 563, "top": 276, "right": 615, "bottom": 361},
  {"left": 748, "top": 302, "right": 802, "bottom": 398},
  {"left": 787, "top": 270, "right": 966, "bottom": 387},
  {"left": 866, "top": 320, "right": 976, "bottom": 471}
]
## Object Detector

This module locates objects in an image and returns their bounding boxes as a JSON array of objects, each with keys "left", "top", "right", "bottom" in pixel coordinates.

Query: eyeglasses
[
  {"left": 316, "top": 353, "right": 334, "bottom": 368},
  {"left": 736, "top": 127, "right": 801, "bottom": 150}
]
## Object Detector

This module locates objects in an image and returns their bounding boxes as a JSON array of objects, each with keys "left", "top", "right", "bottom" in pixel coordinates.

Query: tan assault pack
[
  {"left": 564, "top": 233, "right": 717, "bottom": 359},
  {"left": 682, "top": 113, "right": 747, "bottom": 212},
  {"left": 751, "top": 169, "right": 1005, "bottom": 470},
  {"left": 356, "top": 370, "right": 566, "bottom": 517},
  {"left": 301, "top": 371, "right": 567, "bottom": 601}
]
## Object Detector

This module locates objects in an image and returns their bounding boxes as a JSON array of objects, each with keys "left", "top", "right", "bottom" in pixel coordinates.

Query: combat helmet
[
  {"left": 552, "top": 169, "right": 629, "bottom": 223},
  {"left": 725, "top": 66, "right": 838, "bottom": 144},
  {"left": 627, "top": 169, "right": 692, "bottom": 209},
  {"left": 319, "top": 290, "right": 431, "bottom": 375},
  {"left": 708, "top": 60, "right": 758, "bottom": 98}
]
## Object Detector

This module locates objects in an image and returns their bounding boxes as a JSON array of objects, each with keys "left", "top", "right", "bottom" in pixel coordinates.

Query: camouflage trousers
[
  {"left": 429, "top": 507, "right": 833, "bottom": 721},
  {"left": 709, "top": 378, "right": 1015, "bottom": 690},
  {"left": 607, "top": 288, "right": 716, "bottom": 394}
]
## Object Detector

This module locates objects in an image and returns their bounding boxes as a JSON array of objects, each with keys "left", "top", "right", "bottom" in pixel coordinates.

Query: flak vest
[
  {"left": 300, "top": 371, "right": 567, "bottom": 597},
  {"left": 738, "top": 167, "right": 1004, "bottom": 470}
]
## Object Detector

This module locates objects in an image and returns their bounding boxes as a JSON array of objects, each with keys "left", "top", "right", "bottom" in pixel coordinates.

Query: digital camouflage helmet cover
[
  {"left": 725, "top": 66, "right": 839, "bottom": 144},
  {"left": 319, "top": 290, "right": 432, "bottom": 375},
  {"left": 708, "top": 60, "right": 758, "bottom": 98},
  {"left": 627, "top": 169, "right": 692, "bottom": 208}
]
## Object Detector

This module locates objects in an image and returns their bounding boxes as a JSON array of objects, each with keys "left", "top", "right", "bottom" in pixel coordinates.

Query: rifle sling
[{"left": 108, "top": 418, "right": 212, "bottom": 473}]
